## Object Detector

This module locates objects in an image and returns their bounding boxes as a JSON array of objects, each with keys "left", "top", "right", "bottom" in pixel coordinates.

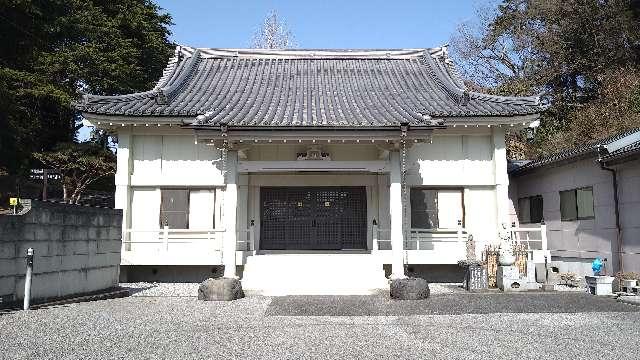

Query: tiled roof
[
  {"left": 510, "top": 128, "right": 640, "bottom": 175},
  {"left": 77, "top": 46, "right": 544, "bottom": 127},
  {"left": 602, "top": 136, "right": 640, "bottom": 162}
]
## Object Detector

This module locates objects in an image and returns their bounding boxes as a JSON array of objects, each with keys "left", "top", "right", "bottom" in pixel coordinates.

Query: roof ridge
[{"left": 180, "top": 46, "right": 451, "bottom": 60}]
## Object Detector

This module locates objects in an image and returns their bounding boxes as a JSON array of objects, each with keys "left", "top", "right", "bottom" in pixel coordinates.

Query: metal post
[{"left": 23, "top": 248, "right": 34, "bottom": 310}]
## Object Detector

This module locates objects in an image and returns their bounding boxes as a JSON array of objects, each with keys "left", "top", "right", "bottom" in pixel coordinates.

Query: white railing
[
  {"left": 407, "top": 227, "right": 467, "bottom": 250},
  {"left": 510, "top": 223, "right": 548, "bottom": 252},
  {"left": 371, "top": 221, "right": 468, "bottom": 264},
  {"left": 237, "top": 222, "right": 256, "bottom": 251},
  {"left": 372, "top": 221, "right": 467, "bottom": 251},
  {"left": 124, "top": 226, "right": 225, "bottom": 252}
]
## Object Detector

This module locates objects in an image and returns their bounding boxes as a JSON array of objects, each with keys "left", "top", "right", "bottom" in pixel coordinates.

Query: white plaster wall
[
  {"left": 130, "top": 135, "right": 223, "bottom": 186},
  {"left": 464, "top": 187, "right": 499, "bottom": 253},
  {"left": 511, "top": 158, "right": 616, "bottom": 265},
  {"left": 406, "top": 135, "right": 494, "bottom": 186}
]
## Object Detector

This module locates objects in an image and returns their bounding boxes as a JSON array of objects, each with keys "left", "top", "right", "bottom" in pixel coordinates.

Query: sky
[{"left": 153, "top": 0, "right": 484, "bottom": 49}]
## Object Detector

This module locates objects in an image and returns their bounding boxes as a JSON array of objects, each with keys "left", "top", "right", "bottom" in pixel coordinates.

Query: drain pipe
[{"left": 597, "top": 146, "right": 622, "bottom": 273}]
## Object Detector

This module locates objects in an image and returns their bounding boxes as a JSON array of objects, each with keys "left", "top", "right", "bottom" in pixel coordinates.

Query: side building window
[
  {"left": 517, "top": 195, "right": 543, "bottom": 223},
  {"left": 410, "top": 188, "right": 464, "bottom": 230},
  {"left": 160, "top": 189, "right": 190, "bottom": 228},
  {"left": 560, "top": 187, "right": 594, "bottom": 221}
]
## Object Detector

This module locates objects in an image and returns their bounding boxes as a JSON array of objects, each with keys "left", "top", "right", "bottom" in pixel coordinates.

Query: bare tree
[
  {"left": 251, "top": 11, "right": 296, "bottom": 49},
  {"left": 449, "top": 1, "right": 539, "bottom": 96}
]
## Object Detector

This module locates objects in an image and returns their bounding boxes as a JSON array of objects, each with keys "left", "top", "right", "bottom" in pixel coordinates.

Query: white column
[
  {"left": 237, "top": 174, "right": 249, "bottom": 250},
  {"left": 493, "top": 127, "right": 509, "bottom": 228},
  {"left": 389, "top": 151, "right": 406, "bottom": 279},
  {"left": 115, "top": 128, "right": 133, "bottom": 251},
  {"left": 223, "top": 150, "right": 239, "bottom": 278}
]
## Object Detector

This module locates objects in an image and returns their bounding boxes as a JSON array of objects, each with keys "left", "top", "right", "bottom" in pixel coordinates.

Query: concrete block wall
[{"left": 0, "top": 201, "right": 122, "bottom": 303}]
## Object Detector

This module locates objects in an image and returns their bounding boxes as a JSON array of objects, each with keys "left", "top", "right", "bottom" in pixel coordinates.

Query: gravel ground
[{"left": 1, "top": 292, "right": 639, "bottom": 360}]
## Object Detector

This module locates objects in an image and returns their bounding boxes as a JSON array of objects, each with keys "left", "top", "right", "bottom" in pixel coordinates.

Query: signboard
[
  {"left": 29, "top": 169, "right": 62, "bottom": 180},
  {"left": 9, "top": 198, "right": 18, "bottom": 206}
]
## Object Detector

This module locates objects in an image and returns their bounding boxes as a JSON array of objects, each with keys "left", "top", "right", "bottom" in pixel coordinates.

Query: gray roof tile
[
  {"left": 77, "top": 46, "right": 544, "bottom": 127},
  {"left": 510, "top": 128, "right": 640, "bottom": 174}
]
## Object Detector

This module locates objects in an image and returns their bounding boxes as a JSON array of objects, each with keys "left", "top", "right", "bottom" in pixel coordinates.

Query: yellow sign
[{"left": 9, "top": 198, "right": 18, "bottom": 206}]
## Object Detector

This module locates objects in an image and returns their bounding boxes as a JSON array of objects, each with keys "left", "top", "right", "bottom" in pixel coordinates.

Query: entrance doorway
[{"left": 260, "top": 187, "right": 367, "bottom": 250}]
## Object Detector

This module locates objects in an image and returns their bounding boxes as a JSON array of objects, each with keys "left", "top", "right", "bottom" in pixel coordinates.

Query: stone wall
[{"left": 0, "top": 201, "right": 122, "bottom": 304}]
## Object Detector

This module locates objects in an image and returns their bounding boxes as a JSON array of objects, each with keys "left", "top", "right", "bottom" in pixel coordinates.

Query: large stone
[
  {"left": 198, "top": 277, "right": 244, "bottom": 301},
  {"left": 390, "top": 277, "right": 430, "bottom": 300}
]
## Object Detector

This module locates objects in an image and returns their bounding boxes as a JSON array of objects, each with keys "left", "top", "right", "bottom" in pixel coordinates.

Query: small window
[
  {"left": 160, "top": 189, "right": 189, "bottom": 228},
  {"left": 517, "top": 195, "right": 543, "bottom": 223},
  {"left": 560, "top": 187, "right": 594, "bottom": 221},
  {"left": 410, "top": 188, "right": 463, "bottom": 229},
  {"left": 576, "top": 187, "right": 594, "bottom": 219}
]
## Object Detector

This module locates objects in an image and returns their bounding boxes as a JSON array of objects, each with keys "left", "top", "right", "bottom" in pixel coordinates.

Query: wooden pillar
[
  {"left": 389, "top": 151, "right": 406, "bottom": 279},
  {"left": 223, "top": 150, "right": 239, "bottom": 278}
]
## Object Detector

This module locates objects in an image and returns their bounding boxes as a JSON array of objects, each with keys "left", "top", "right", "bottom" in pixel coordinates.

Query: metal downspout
[{"left": 597, "top": 146, "right": 622, "bottom": 273}]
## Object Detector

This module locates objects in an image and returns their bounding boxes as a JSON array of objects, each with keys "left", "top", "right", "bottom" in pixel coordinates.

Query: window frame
[
  {"left": 517, "top": 194, "right": 544, "bottom": 224},
  {"left": 559, "top": 186, "right": 595, "bottom": 222},
  {"left": 409, "top": 187, "right": 465, "bottom": 231}
]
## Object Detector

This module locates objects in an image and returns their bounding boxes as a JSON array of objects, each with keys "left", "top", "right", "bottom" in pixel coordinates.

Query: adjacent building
[
  {"left": 510, "top": 129, "right": 640, "bottom": 276},
  {"left": 77, "top": 46, "right": 543, "bottom": 294}
]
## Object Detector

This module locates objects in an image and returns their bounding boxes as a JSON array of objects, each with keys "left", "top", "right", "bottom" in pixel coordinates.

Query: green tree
[
  {"left": 0, "top": 0, "right": 173, "bottom": 173},
  {"left": 34, "top": 142, "right": 116, "bottom": 204},
  {"left": 451, "top": 0, "right": 640, "bottom": 157}
]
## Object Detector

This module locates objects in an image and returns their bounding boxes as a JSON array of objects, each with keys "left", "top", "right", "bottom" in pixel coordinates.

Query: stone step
[{"left": 241, "top": 254, "right": 388, "bottom": 295}]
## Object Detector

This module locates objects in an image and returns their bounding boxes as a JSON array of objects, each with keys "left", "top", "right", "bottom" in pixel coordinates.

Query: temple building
[{"left": 77, "top": 46, "right": 543, "bottom": 294}]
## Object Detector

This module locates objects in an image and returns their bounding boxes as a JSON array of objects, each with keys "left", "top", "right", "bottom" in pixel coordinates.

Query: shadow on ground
[{"left": 265, "top": 293, "right": 640, "bottom": 316}]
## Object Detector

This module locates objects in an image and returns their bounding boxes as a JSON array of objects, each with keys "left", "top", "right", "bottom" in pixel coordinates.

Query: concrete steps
[{"left": 241, "top": 253, "right": 389, "bottom": 295}]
